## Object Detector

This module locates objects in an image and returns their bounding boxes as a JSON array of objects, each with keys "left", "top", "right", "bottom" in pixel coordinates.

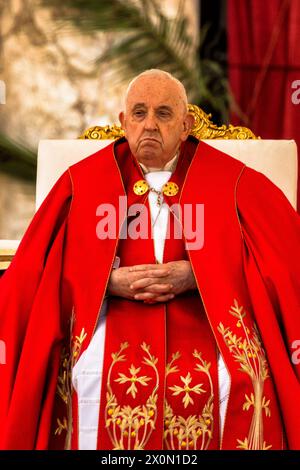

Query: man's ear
[
  {"left": 185, "top": 113, "right": 195, "bottom": 132},
  {"left": 119, "top": 111, "right": 125, "bottom": 129},
  {"left": 182, "top": 113, "right": 195, "bottom": 139}
]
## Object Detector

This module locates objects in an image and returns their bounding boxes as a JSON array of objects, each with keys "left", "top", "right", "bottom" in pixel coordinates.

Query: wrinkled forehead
[{"left": 125, "top": 76, "right": 187, "bottom": 113}]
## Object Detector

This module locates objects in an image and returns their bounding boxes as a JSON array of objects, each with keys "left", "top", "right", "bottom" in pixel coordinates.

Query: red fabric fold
[{"left": 227, "top": 0, "right": 300, "bottom": 209}]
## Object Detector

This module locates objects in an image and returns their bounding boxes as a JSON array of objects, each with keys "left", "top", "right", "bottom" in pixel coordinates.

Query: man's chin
[
  {"left": 138, "top": 140, "right": 161, "bottom": 150},
  {"left": 135, "top": 144, "right": 162, "bottom": 160},
  {"left": 137, "top": 149, "right": 162, "bottom": 161}
]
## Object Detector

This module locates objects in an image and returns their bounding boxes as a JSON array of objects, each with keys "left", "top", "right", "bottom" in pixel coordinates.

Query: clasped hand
[{"left": 107, "top": 260, "right": 197, "bottom": 303}]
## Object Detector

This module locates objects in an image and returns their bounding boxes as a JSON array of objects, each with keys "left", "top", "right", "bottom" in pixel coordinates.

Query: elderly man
[{"left": 0, "top": 70, "right": 300, "bottom": 451}]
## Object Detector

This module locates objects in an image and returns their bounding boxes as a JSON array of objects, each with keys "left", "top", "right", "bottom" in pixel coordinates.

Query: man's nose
[{"left": 144, "top": 112, "right": 158, "bottom": 130}]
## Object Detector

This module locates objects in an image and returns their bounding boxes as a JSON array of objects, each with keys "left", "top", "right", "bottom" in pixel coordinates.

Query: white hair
[{"left": 125, "top": 69, "right": 188, "bottom": 111}]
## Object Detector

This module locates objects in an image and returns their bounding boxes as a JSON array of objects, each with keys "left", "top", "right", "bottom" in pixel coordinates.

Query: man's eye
[
  {"left": 133, "top": 110, "right": 145, "bottom": 117},
  {"left": 158, "top": 111, "right": 171, "bottom": 118}
]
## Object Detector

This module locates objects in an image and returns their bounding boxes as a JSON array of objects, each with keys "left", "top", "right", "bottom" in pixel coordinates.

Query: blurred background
[{"left": 0, "top": 0, "right": 299, "bottom": 240}]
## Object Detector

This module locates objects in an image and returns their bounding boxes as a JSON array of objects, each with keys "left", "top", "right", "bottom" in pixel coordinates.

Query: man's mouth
[{"left": 140, "top": 137, "right": 161, "bottom": 144}]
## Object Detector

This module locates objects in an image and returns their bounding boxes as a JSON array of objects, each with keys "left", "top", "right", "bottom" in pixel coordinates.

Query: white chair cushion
[
  {"left": 205, "top": 140, "right": 298, "bottom": 209},
  {"left": 36, "top": 140, "right": 112, "bottom": 210}
]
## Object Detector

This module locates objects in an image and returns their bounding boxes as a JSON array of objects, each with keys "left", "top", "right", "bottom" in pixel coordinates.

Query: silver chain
[{"left": 149, "top": 187, "right": 163, "bottom": 206}]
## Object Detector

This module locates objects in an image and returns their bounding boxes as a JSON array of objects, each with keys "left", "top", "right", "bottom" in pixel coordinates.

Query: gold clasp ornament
[
  {"left": 162, "top": 181, "right": 179, "bottom": 197},
  {"left": 133, "top": 179, "right": 149, "bottom": 196},
  {"left": 133, "top": 180, "right": 179, "bottom": 197},
  {"left": 133, "top": 180, "right": 179, "bottom": 206}
]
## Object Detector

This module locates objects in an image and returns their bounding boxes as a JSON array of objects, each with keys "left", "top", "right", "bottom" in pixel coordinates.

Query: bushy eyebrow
[
  {"left": 131, "top": 103, "right": 173, "bottom": 113},
  {"left": 156, "top": 105, "right": 173, "bottom": 113},
  {"left": 132, "top": 103, "right": 146, "bottom": 110}
]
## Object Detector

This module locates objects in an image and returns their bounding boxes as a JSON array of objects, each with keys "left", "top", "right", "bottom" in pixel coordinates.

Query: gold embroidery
[
  {"left": 115, "top": 364, "right": 152, "bottom": 399},
  {"left": 236, "top": 437, "right": 272, "bottom": 451},
  {"left": 218, "top": 299, "right": 272, "bottom": 450},
  {"left": 55, "top": 310, "right": 87, "bottom": 449},
  {"left": 105, "top": 342, "right": 159, "bottom": 450},
  {"left": 169, "top": 372, "right": 205, "bottom": 409},
  {"left": 164, "top": 350, "right": 215, "bottom": 450},
  {"left": 54, "top": 417, "right": 68, "bottom": 436}
]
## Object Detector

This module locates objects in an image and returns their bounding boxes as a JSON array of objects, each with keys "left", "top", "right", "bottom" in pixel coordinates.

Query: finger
[
  {"left": 152, "top": 294, "right": 175, "bottom": 302},
  {"left": 144, "top": 294, "right": 175, "bottom": 303},
  {"left": 144, "top": 283, "right": 173, "bottom": 294},
  {"left": 134, "top": 292, "right": 158, "bottom": 301},
  {"left": 130, "top": 277, "right": 171, "bottom": 290},
  {"left": 129, "top": 264, "right": 167, "bottom": 272},
  {"left": 130, "top": 271, "right": 170, "bottom": 287},
  {"left": 130, "top": 278, "right": 155, "bottom": 291},
  {"left": 134, "top": 290, "right": 173, "bottom": 300}
]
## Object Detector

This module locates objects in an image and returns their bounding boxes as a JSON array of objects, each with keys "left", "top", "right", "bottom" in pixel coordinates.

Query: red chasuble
[
  {"left": 0, "top": 137, "right": 299, "bottom": 450},
  {"left": 96, "top": 139, "right": 220, "bottom": 450}
]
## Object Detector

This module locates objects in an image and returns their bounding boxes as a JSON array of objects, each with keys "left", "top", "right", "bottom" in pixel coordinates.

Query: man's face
[{"left": 119, "top": 76, "right": 194, "bottom": 168}]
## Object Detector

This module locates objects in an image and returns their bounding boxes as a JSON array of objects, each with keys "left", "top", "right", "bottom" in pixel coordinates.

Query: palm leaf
[
  {"left": 41, "top": 0, "right": 228, "bottom": 110},
  {"left": 0, "top": 133, "right": 36, "bottom": 181}
]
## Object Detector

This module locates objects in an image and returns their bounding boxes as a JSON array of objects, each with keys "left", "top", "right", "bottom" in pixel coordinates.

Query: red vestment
[{"left": 0, "top": 137, "right": 299, "bottom": 449}]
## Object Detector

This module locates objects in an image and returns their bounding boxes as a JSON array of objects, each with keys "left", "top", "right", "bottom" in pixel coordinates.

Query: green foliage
[
  {"left": 42, "top": 0, "right": 228, "bottom": 109},
  {"left": 0, "top": 134, "right": 36, "bottom": 181}
]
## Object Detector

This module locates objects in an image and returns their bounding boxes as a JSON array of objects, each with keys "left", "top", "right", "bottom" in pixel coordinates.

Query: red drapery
[{"left": 227, "top": 0, "right": 300, "bottom": 209}]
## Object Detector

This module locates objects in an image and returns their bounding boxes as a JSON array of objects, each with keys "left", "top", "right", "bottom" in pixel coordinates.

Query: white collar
[{"left": 139, "top": 151, "right": 179, "bottom": 174}]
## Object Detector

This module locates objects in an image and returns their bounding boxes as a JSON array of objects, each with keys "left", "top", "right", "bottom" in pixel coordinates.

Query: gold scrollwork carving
[
  {"left": 79, "top": 104, "right": 258, "bottom": 141},
  {"left": 188, "top": 104, "right": 258, "bottom": 140},
  {"left": 79, "top": 124, "right": 124, "bottom": 140}
]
